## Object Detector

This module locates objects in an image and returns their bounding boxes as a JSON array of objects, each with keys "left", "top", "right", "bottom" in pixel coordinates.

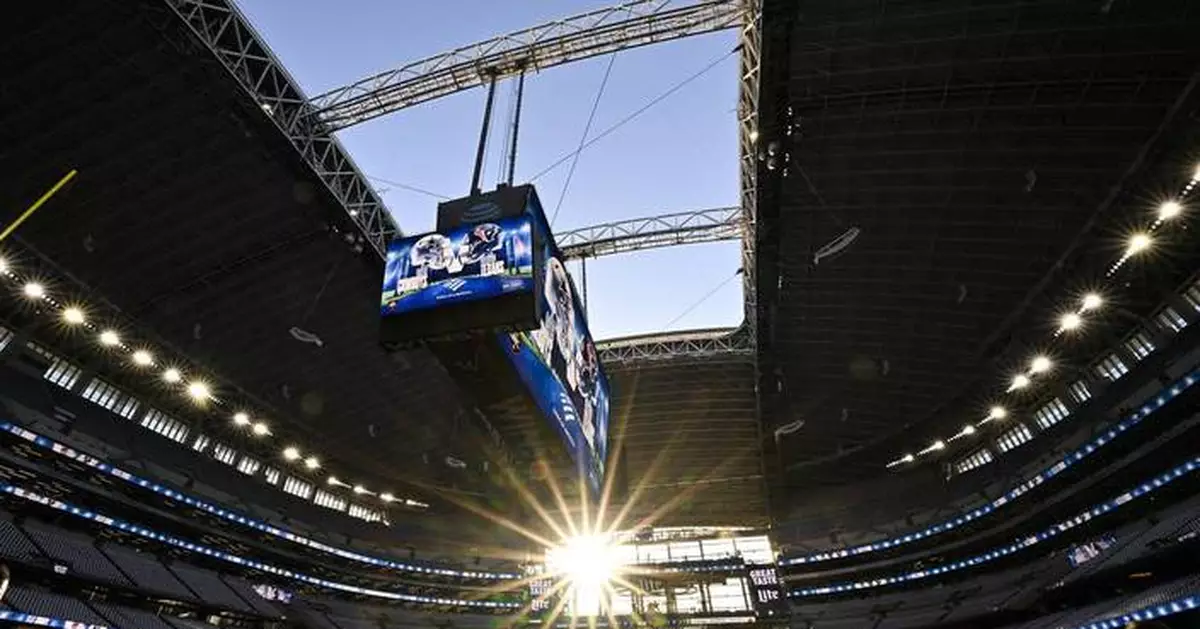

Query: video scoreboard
[{"left": 379, "top": 184, "right": 610, "bottom": 496}]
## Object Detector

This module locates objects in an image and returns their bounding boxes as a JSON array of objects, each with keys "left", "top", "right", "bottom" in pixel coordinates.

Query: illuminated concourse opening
[{"left": 532, "top": 529, "right": 777, "bottom": 620}]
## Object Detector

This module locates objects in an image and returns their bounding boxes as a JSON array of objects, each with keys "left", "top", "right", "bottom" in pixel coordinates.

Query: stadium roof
[{"left": 756, "top": 0, "right": 1200, "bottom": 497}]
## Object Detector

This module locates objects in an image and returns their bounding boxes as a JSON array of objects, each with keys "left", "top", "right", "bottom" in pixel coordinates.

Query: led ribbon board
[{"left": 499, "top": 188, "right": 611, "bottom": 496}]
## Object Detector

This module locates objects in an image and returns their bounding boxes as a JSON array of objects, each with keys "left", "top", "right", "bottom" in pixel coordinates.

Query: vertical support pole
[
  {"left": 506, "top": 69, "right": 527, "bottom": 186},
  {"left": 580, "top": 257, "right": 589, "bottom": 317},
  {"left": 470, "top": 74, "right": 499, "bottom": 196}
]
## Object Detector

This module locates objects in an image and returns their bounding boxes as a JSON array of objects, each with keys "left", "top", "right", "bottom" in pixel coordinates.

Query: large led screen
[
  {"left": 381, "top": 215, "right": 535, "bottom": 316},
  {"left": 503, "top": 199, "right": 610, "bottom": 494}
]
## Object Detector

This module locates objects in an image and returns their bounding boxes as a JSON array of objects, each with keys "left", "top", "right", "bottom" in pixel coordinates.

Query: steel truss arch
[
  {"left": 598, "top": 328, "right": 753, "bottom": 367},
  {"left": 558, "top": 207, "right": 743, "bottom": 260},
  {"left": 164, "top": 0, "right": 399, "bottom": 257},
  {"left": 310, "top": 0, "right": 747, "bottom": 132}
]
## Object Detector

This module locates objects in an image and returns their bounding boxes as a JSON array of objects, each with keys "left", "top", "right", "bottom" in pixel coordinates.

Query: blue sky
[{"left": 237, "top": 0, "right": 744, "bottom": 340}]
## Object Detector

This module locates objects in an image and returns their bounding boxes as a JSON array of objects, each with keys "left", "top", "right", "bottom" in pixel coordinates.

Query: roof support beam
[
  {"left": 595, "top": 0, "right": 761, "bottom": 365},
  {"left": 598, "top": 328, "right": 753, "bottom": 367},
  {"left": 558, "top": 207, "right": 742, "bottom": 260},
  {"left": 164, "top": 0, "right": 399, "bottom": 257},
  {"left": 309, "top": 0, "right": 746, "bottom": 132}
]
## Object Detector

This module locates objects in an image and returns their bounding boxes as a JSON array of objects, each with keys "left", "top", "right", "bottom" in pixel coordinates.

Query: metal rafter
[
  {"left": 598, "top": 328, "right": 753, "bottom": 366},
  {"left": 309, "top": 0, "right": 746, "bottom": 131},
  {"left": 736, "top": 0, "right": 761, "bottom": 342},
  {"left": 558, "top": 207, "right": 742, "bottom": 259},
  {"left": 164, "top": 0, "right": 399, "bottom": 257}
]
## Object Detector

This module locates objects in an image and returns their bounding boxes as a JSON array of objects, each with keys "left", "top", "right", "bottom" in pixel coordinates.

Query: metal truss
[
  {"left": 163, "top": 0, "right": 399, "bottom": 256},
  {"left": 736, "top": 0, "right": 762, "bottom": 342},
  {"left": 309, "top": 0, "right": 746, "bottom": 131},
  {"left": 598, "top": 327, "right": 753, "bottom": 367},
  {"left": 558, "top": 207, "right": 742, "bottom": 260},
  {"left": 594, "top": 0, "right": 761, "bottom": 365}
]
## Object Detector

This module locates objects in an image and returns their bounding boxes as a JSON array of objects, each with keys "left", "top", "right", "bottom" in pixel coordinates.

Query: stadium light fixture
[
  {"left": 1126, "top": 233, "right": 1152, "bottom": 256},
  {"left": 962, "top": 425, "right": 976, "bottom": 436},
  {"left": 1029, "top": 355, "right": 1052, "bottom": 374},
  {"left": 1081, "top": 293, "right": 1103, "bottom": 312},
  {"left": 62, "top": 307, "right": 85, "bottom": 325},
  {"left": 988, "top": 406, "right": 1007, "bottom": 421},
  {"left": 353, "top": 485, "right": 367, "bottom": 494},
  {"left": 380, "top": 492, "right": 395, "bottom": 502},
  {"left": 1059, "top": 312, "right": 1082, "bottom": 331},
  {"left": 187, "top": 381, "right": 211, "bottom": 401},
  {"left": 3, "top": 249, "right": 399, "bottom": 505},
  {"left": 22, "top": 282, "right": 44, "bottom": 299},
  {"left": 1158, "top": 201, "right": 1183, "bottom": 221},
  {"left": 1009, "top": 374, "right": 1031, "bottom": 391},
  {"left": 902, "top": 454, "right": 915, "bottom": 463},
  {"left": 931, "top": 440, "right": 946, "bottom": 451}
]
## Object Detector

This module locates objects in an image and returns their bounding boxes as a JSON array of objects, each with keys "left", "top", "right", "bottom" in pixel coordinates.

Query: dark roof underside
[
  {"left": 760, "top": 0, "right": 1200, "bottom": 487},
  {"left": 609, "top": 359, "right": 766, "bottom": 529}
]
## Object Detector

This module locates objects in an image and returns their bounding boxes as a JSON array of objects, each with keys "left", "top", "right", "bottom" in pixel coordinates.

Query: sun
[{"left": 546, "top": 534, "right": 625, "bottom": 616}]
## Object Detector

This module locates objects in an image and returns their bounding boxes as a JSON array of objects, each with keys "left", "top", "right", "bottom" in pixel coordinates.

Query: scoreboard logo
[{"left": 463, "top": 201, "right": 502, "bottom": 222}]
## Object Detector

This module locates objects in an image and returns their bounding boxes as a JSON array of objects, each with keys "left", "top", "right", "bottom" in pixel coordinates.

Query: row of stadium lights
[
  {"left": 1, "top": 262, "right": 401, "bottom": 504},
  {"left": 888, "top": 164, "right": 1199, "bottom": 468}
]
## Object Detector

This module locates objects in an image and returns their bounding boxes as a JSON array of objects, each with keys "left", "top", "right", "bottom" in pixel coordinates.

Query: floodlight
[
  {"left": 1159, "top": 201, "right": 1182, "bottom": 221},
  {"left": 1127, "top": 233, "right": 1152, "bottom": 256},
  {"left": 22, "top": 282, "right": 44, "bottom": 299},
  {"left": 1030, "top": 356, "right": 1052, "bottom": 374},
  {"left": 187, "top": 381, "right": 211, "bottom": 401},
  {"left": 62, "top": 307, "right": 85, "bottom": 325}
]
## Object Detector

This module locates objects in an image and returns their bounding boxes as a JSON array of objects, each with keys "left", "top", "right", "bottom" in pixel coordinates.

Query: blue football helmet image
[{"left": 459, "top": 222, "right": 503, "bottom": 263}]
